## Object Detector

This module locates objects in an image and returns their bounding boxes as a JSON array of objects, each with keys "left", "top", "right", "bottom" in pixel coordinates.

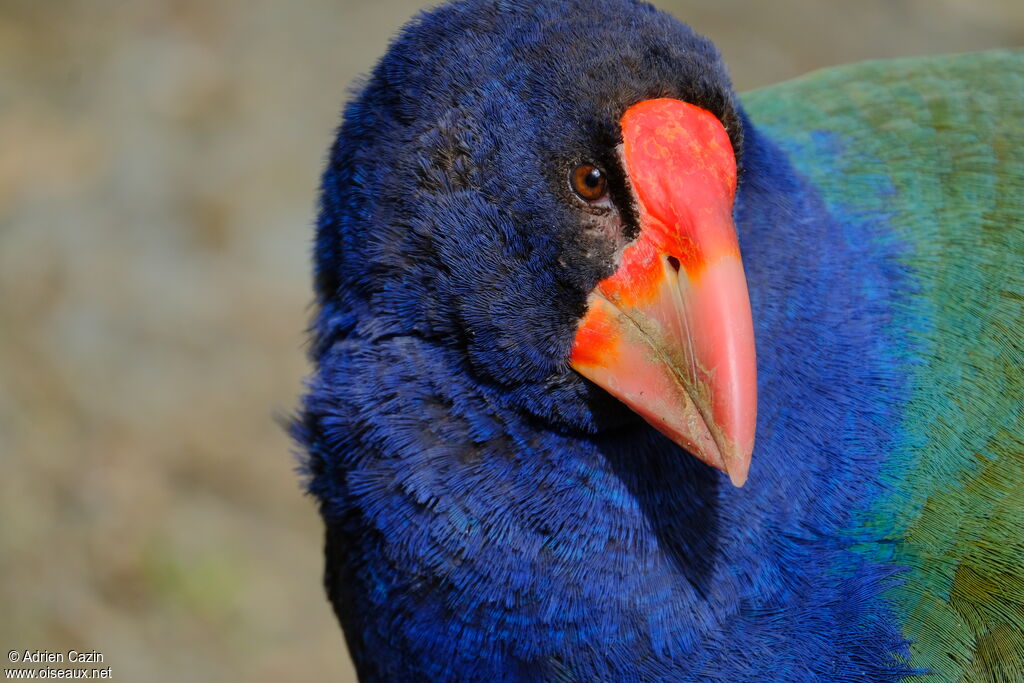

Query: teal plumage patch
[{"left": 744, "top": 51, "right": 1024, "bottom": 680}]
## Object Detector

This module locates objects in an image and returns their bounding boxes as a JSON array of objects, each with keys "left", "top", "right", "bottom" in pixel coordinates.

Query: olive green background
[{"left": 2, "top": 1, "right": 1020, "bottom": 681}]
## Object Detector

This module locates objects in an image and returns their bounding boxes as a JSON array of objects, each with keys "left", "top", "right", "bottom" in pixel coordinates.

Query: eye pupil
[{"left": 571, "top": 164, "right": 608, "bottom": 202}]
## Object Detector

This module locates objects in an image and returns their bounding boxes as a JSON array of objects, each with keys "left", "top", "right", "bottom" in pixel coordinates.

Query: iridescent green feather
[{"left": 743, "top": 51, "right": 1024, "bottom": 680}]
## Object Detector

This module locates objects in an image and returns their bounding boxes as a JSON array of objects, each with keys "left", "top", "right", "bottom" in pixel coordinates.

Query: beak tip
[
  {"left": 727, "top": 468, "right": 748, "bottom": 488},
  {"left": 721, "top": 442, "right": 752, "bottom": 488}
]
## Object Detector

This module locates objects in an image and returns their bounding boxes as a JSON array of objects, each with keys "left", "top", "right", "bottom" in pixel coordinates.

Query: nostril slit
[{"left": 667, "top": 256, "right": 681, "bottom": 273}]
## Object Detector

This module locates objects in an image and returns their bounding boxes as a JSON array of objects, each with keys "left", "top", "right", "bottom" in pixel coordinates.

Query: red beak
[{"left": 570, "top": 99, "right": 757, "bottom": 486}]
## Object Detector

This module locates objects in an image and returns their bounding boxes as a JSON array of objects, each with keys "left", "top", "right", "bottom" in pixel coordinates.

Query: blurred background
[{"left": 1, "top": 0, "right": 1020, "bottom": 680}]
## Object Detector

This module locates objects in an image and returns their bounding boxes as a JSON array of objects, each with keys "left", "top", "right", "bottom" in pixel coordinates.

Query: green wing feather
[{"left": 742, "top": 51, "right": 1024, "bottom": 680}]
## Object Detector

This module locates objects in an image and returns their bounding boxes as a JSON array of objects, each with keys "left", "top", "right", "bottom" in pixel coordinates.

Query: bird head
[{"left": 315, "top": 0, "right": 756, "bottom": 485}]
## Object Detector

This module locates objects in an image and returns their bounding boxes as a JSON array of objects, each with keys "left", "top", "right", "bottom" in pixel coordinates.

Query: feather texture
[
  {"left": 295, "top": 0, "right": 1024, "bottom": 676},
  {"left": 745, "top": 51, "right": 1024, "bottom": 680}
]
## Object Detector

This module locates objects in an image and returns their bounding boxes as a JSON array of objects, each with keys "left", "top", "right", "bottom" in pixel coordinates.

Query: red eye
[{"left": 571, "top": 164, "right": 608, "bottom": 202}]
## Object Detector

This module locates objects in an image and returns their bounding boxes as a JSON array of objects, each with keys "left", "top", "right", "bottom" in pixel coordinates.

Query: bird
[{"left": 293, "top": 0, "right": 1024, "bottom": 679}]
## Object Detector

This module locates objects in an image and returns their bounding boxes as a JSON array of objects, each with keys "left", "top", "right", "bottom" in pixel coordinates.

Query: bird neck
[{"left": 310, "top": 332, "right": 738, "bottom": 677}]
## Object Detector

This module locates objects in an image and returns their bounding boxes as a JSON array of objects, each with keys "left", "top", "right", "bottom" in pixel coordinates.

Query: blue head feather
[{"left": 297, "top": 0, "right": 919, "bottom": 679}]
